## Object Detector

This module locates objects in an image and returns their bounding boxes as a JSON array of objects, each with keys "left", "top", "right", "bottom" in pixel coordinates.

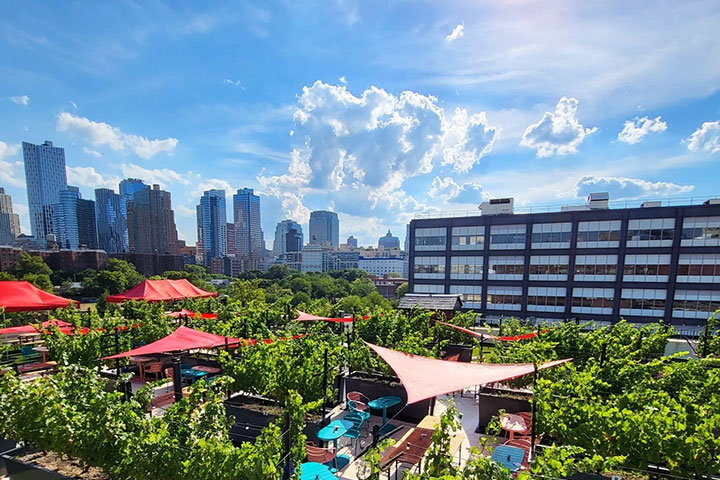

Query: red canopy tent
[
  {"left": 105, "top": 279, "right": 217, "bottom": 303},
  {"left": 366, "top": 342, "right": 570, "bottom": 404},
  {"left": 104, "top": 326, "right": 241, "bottom": 359},
  {"left": 0, "top": 318, "right": 72, "bottom": 335},
  {"left": 166, "top": 309, "right": 218, "bottom": 320},
  {"left": 0, "top": 281, "right": 79, "bottom": 312}
]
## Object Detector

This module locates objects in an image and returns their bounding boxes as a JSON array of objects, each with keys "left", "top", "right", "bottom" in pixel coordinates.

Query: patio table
[
  {"left": 317, "top": 419, "right": 354, "bottom": 450},
  {"left": 298, "top": 462, "right": 335, "bottom": 480},
  {"left": 491, "top": 445, "right": 525, "bottom": 472},
  {"left": 500, "top": 413, "right": 528, "bottom": 439},
  {"left": 191, "top": 365, "right": 221, "bottom": 374},
  {"left": 33, "top": 345, "right": 49, "bottom": 362},
  {"left": 129, "top": 356, "right": 157, "bottom": 382},
  {"left": 368, "top": 395, "right": 402, "bottom": 435}
]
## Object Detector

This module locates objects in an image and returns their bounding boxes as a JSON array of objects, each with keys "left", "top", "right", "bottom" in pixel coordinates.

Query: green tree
[
  {"left": 22, "top": 273, "right": 53, "bottom": 292},
  {"left": 15, "top": 252, "right": 52, "bottom": 277},
  {"left": 0, "top": 271, "right": 16, "bottom": 281},
  {"left": 105, "top": 258, "right": 144, "bottom": 287},
  {"left": 396, "top": 282, "right": 408, "bottom": 298},
  {"left": 350, "top": 277, "right": 375, "bottom": 297}
]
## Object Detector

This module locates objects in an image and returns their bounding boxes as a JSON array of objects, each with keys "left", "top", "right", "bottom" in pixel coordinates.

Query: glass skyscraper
[
  {"left": 51, "top": 186, "right": 97, "bottom": 250},
  {"left": 119, "top": 178, "right": 148, "bottom": 250},
  {"left": 309, "top": 210, "right": 339, "bottom": 248},
  {"left": 95, "top": 188, "right": 126, "bottom": 253},
  {"left": 273, "top": 219, "right": 303, "bottom": 256},
  {"left": 22, "top": 141, "right": 68, "bottom": 246},
  {"left": 196, "top": 189, "right": 227, "bottom": 265},
  {"left": 233, "top": 188, "right": 263, "bottom": 269}
]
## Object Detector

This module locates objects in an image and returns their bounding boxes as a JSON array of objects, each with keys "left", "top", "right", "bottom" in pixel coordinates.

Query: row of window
[
  {"left": 415, "top": 216, "right": 720, "bottom": 251},
  {"left": 414, "top": 285, "right": 720, "bottom": 319}
]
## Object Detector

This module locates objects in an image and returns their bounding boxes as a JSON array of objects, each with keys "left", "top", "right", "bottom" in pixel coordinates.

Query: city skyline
[{"left": 2, "top": 1, "right": 720, "bottom": 247}]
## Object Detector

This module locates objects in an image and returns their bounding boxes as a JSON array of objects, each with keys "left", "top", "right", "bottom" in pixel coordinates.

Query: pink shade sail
[
  {"left": 105, "top": 279, "right": 217, "bottom": 303},
  {"left": 294, "top": 310, "right": 370, "bottom": 323},
  {"left": 0, "top": 281, "right": 79, "bottom": 312},
  {"left": 436, "top": 321, "right": 496, "bottom": 340},
  {"left": 166, "top": 309, "right": 218, "bottom": 319},
  {"left": 0, "top": 318, "right": 72, "bottom": 335},
  {"left": 366, "top": 342, "right": 571, "bottom": 404},
  {"left": 104, "top": 326, "right": 241, "bottom": 359}
]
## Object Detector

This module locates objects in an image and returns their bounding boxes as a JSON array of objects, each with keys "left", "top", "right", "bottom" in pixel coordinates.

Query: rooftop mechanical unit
[{"left": 478, "top": 197, "right": 514, "bottom": 216}]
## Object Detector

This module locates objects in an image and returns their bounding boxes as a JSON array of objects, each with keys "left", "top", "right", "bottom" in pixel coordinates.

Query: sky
[{"left": 1, "top": 0, "right": 720, "bottom": 249}]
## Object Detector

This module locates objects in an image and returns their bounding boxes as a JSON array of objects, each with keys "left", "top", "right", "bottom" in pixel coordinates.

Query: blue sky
[{"left": 1, "top": 0, "right": 720, "bottom": 248}]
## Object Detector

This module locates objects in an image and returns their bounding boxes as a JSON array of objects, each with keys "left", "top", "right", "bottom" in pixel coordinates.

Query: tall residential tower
[
  {"left": 196, "top": 189, "right": 227, "bottom": 266},
  {"left": 233, "top": 188, "right": 263, "bottom": 269}
]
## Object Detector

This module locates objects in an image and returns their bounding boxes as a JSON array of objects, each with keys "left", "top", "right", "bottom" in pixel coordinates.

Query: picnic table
[{"left": 380, "top": 426, "right": 434, "bottom": 471}]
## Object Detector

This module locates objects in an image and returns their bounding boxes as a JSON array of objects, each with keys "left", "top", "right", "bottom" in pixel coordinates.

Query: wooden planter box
[
  {"left": 344, "top": 372, "right": 432, "bottom": 423},
  {"left": 475, "top": 391, "right": 531, "bottom": 433}
]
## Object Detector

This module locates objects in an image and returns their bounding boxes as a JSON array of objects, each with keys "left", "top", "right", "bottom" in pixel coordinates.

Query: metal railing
[{"left": 414, "top": 195, "right": 720, "bottom": 220}]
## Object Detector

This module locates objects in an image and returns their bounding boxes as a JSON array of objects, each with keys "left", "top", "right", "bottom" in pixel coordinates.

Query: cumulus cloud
[
  {"left": 9, "top": 95, "right": 29, "bottom": 106},
  {"left": 120, "top": 163, "right": 193, "bottom": 186},
  {"left": 258, "top": 81, "right": 496, "bottom": 222},
  {"left": 0, "top": 141, "right": 25, "bottom": 187},
  {"left": 617, "top": 116, "right": 667, "bottom": 144},
  {"left": 687, "top": 121, "right": 720, "bottom": 153},
  {"left": 66, "top": 166, "right": 120, "bottom": 190},
  {"left": 190, "top": 178, "right": 236, "bottom": 200},
  {"left": 56, "top": 112, "right": 178, "bottom": 159},
  {"left": 427, "top": 176, "right": 489, "bottom": 203},
  {"left": 575, "top": 175, "right": 693, "bottom": 200},
  {"left": 83, "top": 147, "right": 102, "bottom": 158},
  {"left": 445, "top": 24, "right": 464, "bottom": 43},
  {"left": 520, "top": 97, "right": 597, "bottom": 157}
]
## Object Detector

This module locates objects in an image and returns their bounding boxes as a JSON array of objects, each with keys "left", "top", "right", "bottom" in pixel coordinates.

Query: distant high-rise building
[
  {"left": 126, "top": 184, "right": 181, "bottom": 254},
  {"left": 378, "top": 229, "right": 400, "bottom": 250},
  {"left": 0, "top": 188, "right": 21, "bottom": 246},
  {"left": 309, "top": 210, "right": 339, "bottom": 248},
  {"left": 119, "top": 178, "right": 148, "bottom": 250},
  {"left": 95, "top": 188, "right": 126, "bottom": 253},
  {"left": 346, "top": 235, "right": 358, "bottom": 249},
  {"left": 226, "top": 222, "right": 236, "bottom": 256},
  {"left": 51, "top": 186, "right": 98, "bottom": 249},
  {"left": 22, "top": 141, "right": 68, "bottom": 246},
  {"left": 233, "top": 188, "right": 263, "bottom": 269},
  {"left": 196, "top": 189, "right": 227, "bottom": 266},
  {"left": 273, "top": 220, "right": 303, "bottom": 256}
]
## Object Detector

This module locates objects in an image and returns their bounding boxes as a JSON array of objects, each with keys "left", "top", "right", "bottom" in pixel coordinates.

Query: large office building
[
  {"left": 51, "top": 186, "right": 98, "bottom": 249},
  {"left": 126, "top": 184, "right": 181, "bottom": 254},
  {"left": 359, "top": 257, "right": 405, "bottom": 277},
  {"left": 378, "top": 230, "right": 400, "bottom": 249},
  {"left": 0, "top": 188, "right": 21, "bottom": 245},
  {"left": 233, "top": 188, "right": 263, "bottom": 270},
  {"left": 408, "top": 194, "right": 720, "bottom": 333},
  {"left": 309, "top": 210, "right": 339, "bottom": 247},
  {"left": 196, "top": 189, "right": 228, "bottom": 266},
  {"left": 22, "top": 141, "right": 68, "bottom": 246},
  {"left": 119, "top": 178, "right": 148, "bottom": 250},
  {"left": 273, "top": 219, "right": 303, "bottom": 257},
  {"left": 95, "top": 188, "right": 127, "bottom": 253}
]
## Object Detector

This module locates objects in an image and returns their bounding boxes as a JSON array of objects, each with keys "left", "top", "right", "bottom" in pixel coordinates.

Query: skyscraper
[
  {"left": 309, "top": 210, "right": 339, "bottom": 248},
  {"left": 119, "top": 178, "right": 148, "bottom": 250},
  {"left": 233, "top": 188, "right": 263, "bottom": 269},
  {"left": 0, "top": 187, "right": 21, "bottom": 246},
  {"left": 273, "top": 219, "right": 303, "bottom": 256},
  {"left": 22, "top": 141, "right": 68, "bottom": 246},
  {"left": 126, "top": 184, "right": 181, "bottom": 254},
  {"left": 196, "top": 189, "right": 227, "bottom": 265},
  {"left": 346, "top": 235, "right": 358, "bottom": 249},
  {"left": 378, "top": 230, "right": 400, "bottom": 249},
  {"left": 51, "top": 186, "right": 98, "bottom": 249},
  {"left": 95, "top": 188, "right": 126, "bottom": 253}
]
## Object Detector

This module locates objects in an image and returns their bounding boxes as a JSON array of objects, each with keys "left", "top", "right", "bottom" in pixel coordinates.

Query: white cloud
[
  {"left": 70, "top": 100, "right": 78, "bottom": 110},
  {"left": 258, "top": 81, "right": 496, "bottom": 221},
  {"left": 56, "top": 112, "right": 178, "bottom": 159},
  {"left": 120, "top": 163, "right": 193, "bottom": 186},
  {"left": 83, "top": 147, "right": 102, "bottom": 158},
  {"left": 520, "top": 97, "right": 597, "bottom": 157},
  {"left": 66, "top": 166, "right": 120, "bottom": 190},
  {"left": 0, "top": 141, "right": 25, "bottom": 187},
  {"left": 191, "top": 178, "right": 236, "bottom": 200},
  {"left": 13, "top": 203, "right": 30, "bottom": 235},
  {"left": 445, "top": 23, "right": 464, "bottom": 43},
  {"left": 617, "top": 116, "right": 667, "bottom": 144},
  {"left": 176, "top": 205, "right": 197, "bottom": 217},
  {"left": 9, "top": 95, "right": 29, "bottom": 106},
  {"left": 575, "top": 175, "right": 694, "bottom": 200},
  {"left": 223, "top": 78, "right": 244, "bottom": 89},
  {"left": 339, "top": 76, "right": 347, "bottom": 85},
  {"left": 687, "top": 121, "right": 720, "bottom": 154}
]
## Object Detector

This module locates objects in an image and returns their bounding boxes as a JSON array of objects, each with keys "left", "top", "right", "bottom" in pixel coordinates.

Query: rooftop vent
[
  {"left": 641, "top": 201, "right": 662, "bottom": 208},
  {"left": 479, "top": 197, "right": 514, "bottom": 215},
  {"left": 704, "top": 198, "right": 720, "bottom": 205},
  {"left": 587, "top": 192, "right": 609, "bottom": 210}
]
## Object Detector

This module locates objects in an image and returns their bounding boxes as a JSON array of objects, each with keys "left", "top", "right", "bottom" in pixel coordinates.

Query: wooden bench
[{"left": 17, "top": 361, "right": 57, "bottom": 374}]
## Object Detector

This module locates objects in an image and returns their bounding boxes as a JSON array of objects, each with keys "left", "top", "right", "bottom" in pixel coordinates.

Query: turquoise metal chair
[{"left": 341, "top": 412, "right": 365, "bottom": 453}]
